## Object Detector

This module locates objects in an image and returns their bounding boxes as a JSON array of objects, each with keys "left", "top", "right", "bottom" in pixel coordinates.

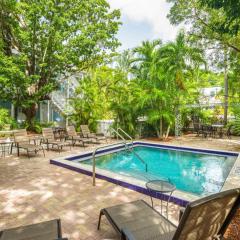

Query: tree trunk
[
  {"left": 159, "top": 117, "right": 163, "bottom": 138},
  {"left": 224, "top": 51, "right": 228, "bottom": 125},
  {"left": 22, "top": 104, "right": 37, "bottom": 130},
  {"left": 14, "top": 106, "right": 18, "bottom": 120},
  {"left": 165, "top": 124, "right": 171, "bottom": 139}
]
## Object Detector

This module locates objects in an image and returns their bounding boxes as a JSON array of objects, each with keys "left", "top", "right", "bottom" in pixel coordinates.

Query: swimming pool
[
  {"left": 79, "top": 146, "right": 237, "bottom": 196},
  {"left": 50, "top": 142, "right": 239, "bottom": 204}
]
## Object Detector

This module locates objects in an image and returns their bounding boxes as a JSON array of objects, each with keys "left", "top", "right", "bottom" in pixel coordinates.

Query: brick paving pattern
[{"left": 0, "top": 135, "right": 240, "bottom": 239}]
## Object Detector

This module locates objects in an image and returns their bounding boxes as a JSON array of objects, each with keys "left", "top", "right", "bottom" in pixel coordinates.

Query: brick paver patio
[{"left": 0, "top": 135, "right": 240, "bottom": 239}]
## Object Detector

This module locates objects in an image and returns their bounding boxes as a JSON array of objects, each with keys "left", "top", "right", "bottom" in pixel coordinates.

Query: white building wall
[{"left": 96, "top": 120, "right": 114, "bottom": 136}]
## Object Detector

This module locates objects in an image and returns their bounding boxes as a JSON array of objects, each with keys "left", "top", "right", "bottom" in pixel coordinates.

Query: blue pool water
[{"left": 79, "top": 146, "right": 237, "bottom": 196}]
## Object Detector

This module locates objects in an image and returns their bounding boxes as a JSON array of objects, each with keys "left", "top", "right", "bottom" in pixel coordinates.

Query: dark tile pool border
[
  {"left": 65, "top": 144, "right": 125, "bottom": 161},
  {"left": 50, "top": 159, "right": 189, "bottom": 207},
  {"left": 65, "top": 141, "right": 238, "bottom": 161},
  {"left": 134, "top": 142, "right": 239, "bottom": 157}
]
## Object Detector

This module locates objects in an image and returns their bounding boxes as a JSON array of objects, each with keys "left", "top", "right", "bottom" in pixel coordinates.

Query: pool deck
[{"left": 1, "top": 134, "right": 240, "bottom": 239}]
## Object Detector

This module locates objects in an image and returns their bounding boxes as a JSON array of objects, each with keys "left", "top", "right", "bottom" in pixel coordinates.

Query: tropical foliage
[
  {"left": 0, "top": 108, "right": 16, "bottom": 130},
  {"left": 0, "top": 0, "right": 120, "bottom": 129},
  {"left": 1, "top": 0, "right": 240, "bottom": 137},
  {"left": 71, "top": 32, "right": 205, "bottom": 138}
]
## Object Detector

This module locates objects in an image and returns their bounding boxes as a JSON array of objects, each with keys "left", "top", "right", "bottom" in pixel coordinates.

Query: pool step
[{"left": 123, "top": 169, "right": 161, "bottom": 182}]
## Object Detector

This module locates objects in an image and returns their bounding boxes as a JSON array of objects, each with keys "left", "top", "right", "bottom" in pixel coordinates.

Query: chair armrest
[
  {"left": 96, "top": 133, "right": 104, "bottom": 136},
  {"left": 179, "top": 207, "right": 185, "bottom": 221},
  {"left": 121, "top": 228, "right": 136, "bottom": 240},
  {"left": 41, "top": 137, "right": 48, "bottom": 142}
]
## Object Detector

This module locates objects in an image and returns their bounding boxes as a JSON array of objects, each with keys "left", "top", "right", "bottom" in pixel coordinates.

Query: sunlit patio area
[
  {"left": 1, "top": 135, "right": 240, "bottom": 239},
  {"left": 1, "top": 0, "right": 240, "bottom": 238}
]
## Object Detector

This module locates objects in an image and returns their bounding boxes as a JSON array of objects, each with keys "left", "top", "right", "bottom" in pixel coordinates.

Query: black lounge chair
[
  {"left": 0, "top": 219, "right": 68, "bottom": 240},
  {"left": 41, "top": 128, "right": 71, "bottom": 153},
  {"left": 98, "top": 188, "right": 240, "bottom": 240}
]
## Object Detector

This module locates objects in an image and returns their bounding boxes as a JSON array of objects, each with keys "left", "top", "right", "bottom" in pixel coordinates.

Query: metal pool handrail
[
  {"left": 132, "top": 150, "right": 148, "bottom": 172},
  {"left": 92, "top": 141, "right": 126, "bottom": 186},
  {"left": 117, "top": 127, "right": 133, "bottom": 149},
  {"left": 110, "top": 128, "right": 128, "bottom": 150},
  {"left": 116, "top": 127, "right": 147, "bottom": 172}
]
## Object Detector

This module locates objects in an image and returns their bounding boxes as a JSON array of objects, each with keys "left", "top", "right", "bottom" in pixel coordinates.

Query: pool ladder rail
[{"left": 92, "top": 128, "right": 148, "bottom": 186}]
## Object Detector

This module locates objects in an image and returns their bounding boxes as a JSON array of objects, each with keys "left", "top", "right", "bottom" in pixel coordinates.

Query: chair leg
[
  {"left": 27, "top": 150, "right": 30, "bottom": 159},
  {"left": 42, "top": 147, "right": 45, "bottom": 157},
  {"left": 17, "top": 146, "right": 19, "bottom": 156},
  {"left": 97, "top": 210, "right": 104, "bottom": 230},
  {"left": 10, "top": 143, "right": 13, "bottom": 154}
]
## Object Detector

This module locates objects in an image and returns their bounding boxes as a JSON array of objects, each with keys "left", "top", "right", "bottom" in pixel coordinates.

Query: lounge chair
[
  {"left": 66, "top": 126, "right": 91, "bottom": 147},
  {"left": 98, "top": 188, "right": 240, "bottom": 240},
  {"left": 41, "top": 128, "right": 71, "bottom": 153},
  {"left": 13, "top": 129, "right": 45, "bottom": 158},
  {"left": 0, "top": 219, "right": 68, "bottom": 240},
  {"left": 80, "top": 125, "right": 107, "bottom": 143}
]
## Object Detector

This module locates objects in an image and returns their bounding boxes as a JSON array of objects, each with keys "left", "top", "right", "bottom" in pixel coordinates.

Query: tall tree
[
  {"left": 167, "top": 0, "right": 240, "bottom": 53},
  {"left": 0, "top": 0, "right": 120, "bottom": 128},
  {"left": 168, "top": 0, "right": 240, "bottom": 124},
  {"left": 200, "top": 0, "right": 240, "bottom": 36},
  {"left": 132, "top": 35, "right": 204, "bottom": 138}
]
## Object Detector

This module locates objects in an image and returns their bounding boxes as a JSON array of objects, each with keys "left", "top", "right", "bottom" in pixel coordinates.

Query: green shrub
[
  {"left": 0, "top": 108, "right": 17, "bottom": 130},
  {"left": 20, "top": 120, "right": 55, "bottom": 133},
  {"left": 231, "top": 116, "right": 240, "bottom": 136}
]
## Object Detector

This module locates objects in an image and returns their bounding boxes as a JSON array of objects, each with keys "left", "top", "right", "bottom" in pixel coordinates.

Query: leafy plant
[
  {"left": 230, "top": 109, "right": 240, "bottom": 136},
  {"left": 0, "top": 108, "right": 16, "bottom": 130},
  {"left": 0, "top": 0, "right": 121, "bottom": 128},
  {"left": 19, "top": 120, "right": 55, "bottom": 133}
]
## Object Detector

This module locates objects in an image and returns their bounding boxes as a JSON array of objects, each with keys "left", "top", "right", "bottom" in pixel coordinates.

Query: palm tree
[
  {"left": 132, "top": 39, "right": 174, "bottom": 138},
  {"left": 132, "top": 39, "right": 162, "bottom": 81},
  {"left": 158, "top": 31, "right": 204, "bottom": 91},
  {"left": 130, "top": 35, "right": 204, "bottom": 138},
  {"left": 114, "top": 49, "right": 134, "bottom": 74}
]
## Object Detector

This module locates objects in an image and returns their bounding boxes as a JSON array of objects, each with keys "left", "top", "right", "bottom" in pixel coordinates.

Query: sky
[{"left": 108, "top": 0, "right": 182, "bottom": 51}]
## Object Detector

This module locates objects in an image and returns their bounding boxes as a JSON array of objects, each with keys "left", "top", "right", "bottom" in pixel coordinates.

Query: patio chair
[
  {"left": 80, "top": 124, "right": 107, "bottom": 143},
  {"left": 13, "top": 129, "right": 45, "bottom": 158},
  {"left": 225, "top": 125, "right": 233, "bottom": 139},
  {"left": 41, "top": 128, "right": 71, "bottom": 153},
  {"left": 66, "top": 126, "right": 91, "bottom": 147},
  {"left": 201, "top": 124, "right": 214, "bottom": 138},
  {"left": 97, "top": 188, "right": 240, "bottom": 240},
  {"left": 0, "top": 219, "right": 68, "bottom": 240},
  {"left": 193, "top": 123, "right": 201, "bottom": 136}
]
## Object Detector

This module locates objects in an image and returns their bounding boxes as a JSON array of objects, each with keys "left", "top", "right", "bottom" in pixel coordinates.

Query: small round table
[{"left": 146, "top": 180, "right": 176, "bottom": 218}]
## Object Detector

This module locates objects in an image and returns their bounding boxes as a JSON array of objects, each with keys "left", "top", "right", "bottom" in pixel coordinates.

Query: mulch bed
[
  {"left": 224, "top": 208, "right": 240, "bottom": 240},
  {"left": 145, "top": 137, "right": 174, "bottom": 142}
]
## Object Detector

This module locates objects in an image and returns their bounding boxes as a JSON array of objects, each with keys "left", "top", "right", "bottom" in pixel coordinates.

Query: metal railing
[
  {"left": 92, "top": 141, "right": 126, "bottom": 186},
  {"left": 114, "top": 127, "right": 147, "bottom": 172},
  {"left": 91, "top": 128, "right": 148, "bottom": 186},
  {"left": 117, "top": 127, "right": 133, "bottom": 149},
  {"left": 132, "top": 150, "right": 148, "bottom": 172},
  {"left": 110, "top": 128, "right": 128, "bottom": 150}
]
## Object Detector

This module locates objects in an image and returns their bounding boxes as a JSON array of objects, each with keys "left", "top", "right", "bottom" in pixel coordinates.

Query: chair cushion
[
  {"left": 104, "top": 200, "right": 176, "bottom": 240},
  {"left": 18, "top": 143, "right": 43, "bottom": 151},
  {"left": 0, "top": 219, "right": 59, "bottom": 240}
]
